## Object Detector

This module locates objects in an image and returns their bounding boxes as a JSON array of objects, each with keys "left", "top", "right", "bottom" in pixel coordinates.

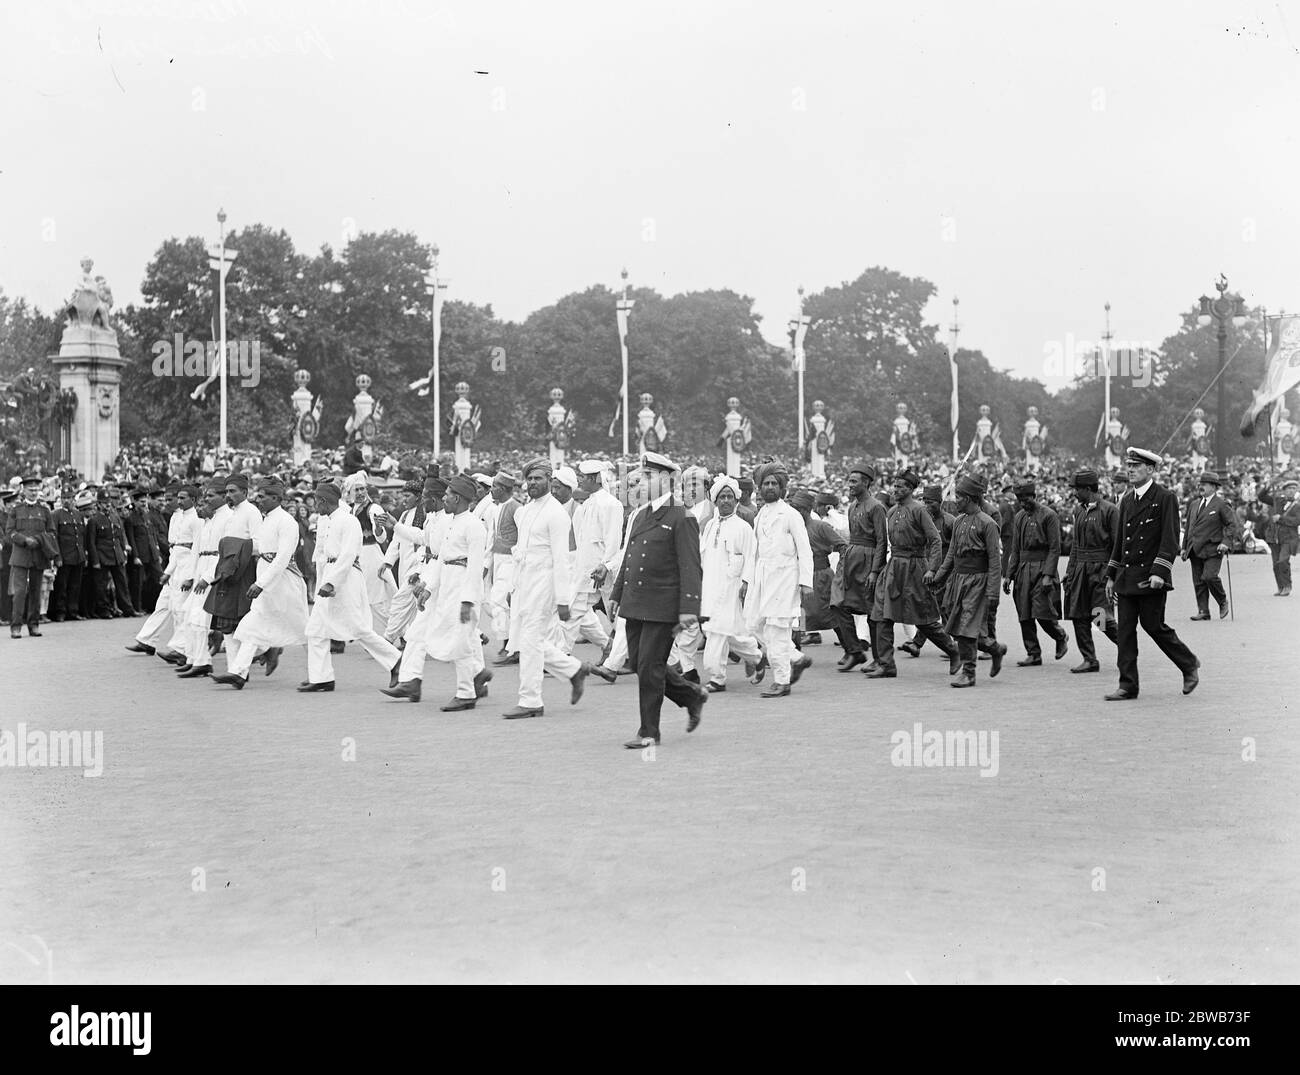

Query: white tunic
[
  {"left": 743, "top": 499, "right": 814, "bottom": 627},
  {"left": 507, "top": 493, "right": 573, "bottom": 643},
  {"left": 422, "top": 510, "right": 487, "bottom": 661},
  {"left": 572, "top": 487, "right": 624, "bottom": 598},
  {"left": 700, "top": 512, "right": 755, "bottom": 637},
  {"left": 235, "top": 506, "right": 308, "bottom": 648},
  {"left": 184, "top": 506, "right": 230, "bottom": 630},
  {"left": 305, "top": 508, "right": 371, "bottom": 640},
  {"left": 224, "top": 499, "right": 262, "bottom": 540}
]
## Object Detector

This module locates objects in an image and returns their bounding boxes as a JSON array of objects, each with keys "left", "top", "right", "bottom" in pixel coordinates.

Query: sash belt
[{"left": 442, "top": 557, "right": 468, "bottom": 567}]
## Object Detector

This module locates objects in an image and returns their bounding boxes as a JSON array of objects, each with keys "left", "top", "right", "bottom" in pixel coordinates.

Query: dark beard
[{"left": 760, "top": 489, "right": 779, "bottom": 502}]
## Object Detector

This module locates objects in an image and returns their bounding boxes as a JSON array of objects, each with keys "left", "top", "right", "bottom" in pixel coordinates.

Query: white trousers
[
  {"left": 306, "top": 630, "right": 397, "bottom": 683},
  {"left": 136, "top": 585, "right": 173, "bottom": 648},
  {"left": 488, "top": 554, "right": 515, "bottom": 643},
  {"left": 398, "top": 601, "right": 436, "bottom": 681},
  {"left": 761, "top": 622, "right": 801, "bottom": 686},
  {"left": 670, "top": 622, "right": 702, "bottom": 673},
  {"left": 225, "top": 637, "right": 260, "bottom": 678},
  {"left": 385, "top": 584, "right": 420, "bottom": 644},
  {"left": 515, "top": 606, "right": 582, "bottom": 708},
  {"left": 557, "top": 589, "right": 609, "bottom": 653},
  {"left": 600, "top": 615, "right": 628, "bottom": 672},
  {"left": 701, "top": 628, "right": 763, "bottom": 685}
]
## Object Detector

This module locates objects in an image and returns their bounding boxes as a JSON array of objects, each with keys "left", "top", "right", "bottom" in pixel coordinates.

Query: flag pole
[
  {"left": 1102, "top": 301, "right": 1113, "bottom": 457},
  {"left": 425, "top": 246, "right": 444, "bottom": 459},
  {"left": 949, "top": 296, "right": 960, "bottom": 462},
  {"left": 218, "top": 208, "right": 228, "bottom": 454},
  {"left": 789, "top": 286, "right": 809, "bottom": 462},
  {"left": 617, "top": 268, "right": 633, "bottom": 457}
]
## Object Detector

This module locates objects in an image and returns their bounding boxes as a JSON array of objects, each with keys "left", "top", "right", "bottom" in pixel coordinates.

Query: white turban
[
  {"left": 709, "top": 474, "right": 741, "bottom": 502},
  {"left": 553, "top": 465, "right": 578, "bottom": 490}
]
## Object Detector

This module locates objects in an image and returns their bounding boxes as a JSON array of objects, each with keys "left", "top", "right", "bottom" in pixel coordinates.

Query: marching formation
[{"left": 4, "top": 441, "right": 1299, "bottom": 749}]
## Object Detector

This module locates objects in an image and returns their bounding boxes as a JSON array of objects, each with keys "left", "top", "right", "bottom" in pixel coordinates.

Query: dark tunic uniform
[
  {"left": 1006, "top": 503, "right": 1067, "bottom": 658},
  {"left": 1105, "top": 481, "right": 1198, "bottom": 696},
  {"left": 869, "top": 498, "right": 956, "bottom": 673},
  {"left": 51, "top": 505, "right": 87, "bottom": 620},
  {"left": 1064, "top": 498, "right": 1119, "bottom": 665},
  {"left": 4, "top": 498, "right": 55, "bottom": 633},
  {"left": 86, "top": 503, "right": 135, "bottom": 616},
  {"left": 802, "top": 515, "right": 845, "bottom": 631},
  {"left": 829, "top": 493, "right": 887, "bottom": 659},
  {"left": 932, "top": 510, "right": 1004, "bottom": 676}
]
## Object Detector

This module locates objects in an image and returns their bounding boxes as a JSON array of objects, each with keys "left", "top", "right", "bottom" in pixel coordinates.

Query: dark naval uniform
[
  {"left": 611, "top": 495, "right": 704, "bottom": 743},
  {"left": 1063, "top": 488, "right": 1119, "bottom": 669},
  {"left": 1105, "top": 476, "right": 1199, "bottom": 697},
  {"left": 1005, "top": 500, "right": 1068, "bottom": 661}
]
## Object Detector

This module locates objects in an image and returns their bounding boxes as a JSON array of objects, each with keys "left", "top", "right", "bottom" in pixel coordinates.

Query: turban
[
  {"left": 577, "top": 460, "right": 605, "bottom": 476},
  {"left": 682, "top": 465, "right": 709, "bottom": 484},
  {"left": 848, "top": 462, "right": 876, "bottom": 481},
  {"left": 1015, "top": 480, "right": 1037, "bottom": 497},
  {"left": 815, "top": 491, "right": 840, "bottom": 508},
  {"left": 921, "top": 484, "right": 943, "bottom": 504},
  {"left": 314, "top": 481, "right": 342, "bottom": 506},
  {"left": 737, "top": 475, "right": 754, "bottom": 493},
  {"left": 896, "top": 469, "right": 921, "bottom": 489},
  {"left": 493, "top": 470, "right": 519, "bottom": 489},
  {"left": 553, "top": 465, "right": 578, "bottom": 490},
  {"left": 177, "top": 484, "right": 200, "bottom": 500},
  {"left": 523, "top": 457, "right": 553, "bottom": 479},
  {"left": 258, "top": 479, "right": 286, "bottom": 499},
  {"left": 423, "top": 476, "right": 449, "bottom": 498},
  {"left": 955, "top": 474, "right": 986, "bottom": 499},
  {"left": 709, "top": 474, "right": 741, "bottom": 502},
  {"left": 342, "top": 471, "right": 369, "bottom": 494},
  {"left": 788, "top": 489, "right": 815, "bottom": 511},
  {"left": 472, "top": 472, "right": 493, "bottom": 487},
  {"left": 402, "top": 478, "right": 424, "bottom": 496},
  {"left": 1071, "top": 469, "right": 1099, "bottom": 489},
  {"left": 1126, "top": 447, "right": 1162, "bottom": 467},
  {"left": 753, "top": 461, "right": 789, "bottom": 490},
  {"left": 447, "top": 474, "right": 478, "bottom": 502},
  {"left": 225, "top": 472, "right": 249, "bottom": 490}
]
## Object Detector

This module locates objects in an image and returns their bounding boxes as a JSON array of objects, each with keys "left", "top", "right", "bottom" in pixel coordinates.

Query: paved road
[{"left": 1, "top": 554, "right": 1296, "bottom": 983}]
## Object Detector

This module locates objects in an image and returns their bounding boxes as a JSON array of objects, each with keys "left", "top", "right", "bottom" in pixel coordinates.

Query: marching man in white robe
[
  {"left": 561, "top": 460, "right": 622, "bottom": 655},
  {"left": 378, "top": 475, "right": 444, "bottom": 648},
  {"left": 174, "top": 483, "right": 231, "bottom": 679},
  {"left": 344, "top": 471, "right": 395, "bottom": 636},
  {"left": 699, "top": 475, "right": 763, "bottom": 692},
  {"left": 501, "top": 458, "right": 602, "bottom": 718},
  {"left": 400, "top": 474, "right": 491, "bottom": 711},
  {"left": 300, "top": 481, "right": 399, "bottom": 691},
  {"left": 130, "top": 484, "right": 202, "bottom": 660},
  {"left": 743, "top": 461, "right": 814, "bottom": 698},
  {"left": 213, "top": 478, "right": 309, "bottom": 688}
]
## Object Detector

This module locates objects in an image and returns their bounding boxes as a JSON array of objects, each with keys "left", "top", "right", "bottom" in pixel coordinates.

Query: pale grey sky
[{"left": 2, "top": 0, "right": 1298, "bottom": 388}]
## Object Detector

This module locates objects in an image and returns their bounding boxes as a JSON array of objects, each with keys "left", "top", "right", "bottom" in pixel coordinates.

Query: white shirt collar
[
  {"left": 651, "top": 491, "right": 673, "bottom": 511},
  {"left": 1133, "top": 478, "right": 1154, "bottom": 499}
]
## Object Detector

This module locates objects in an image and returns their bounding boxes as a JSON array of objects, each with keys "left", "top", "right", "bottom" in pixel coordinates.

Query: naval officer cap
[
  {"left": 1126, "top": 446, "right": 1162, "bottom": 467},
  {"left": 640, "top": 451, "right": 679, "bottom": 474}
]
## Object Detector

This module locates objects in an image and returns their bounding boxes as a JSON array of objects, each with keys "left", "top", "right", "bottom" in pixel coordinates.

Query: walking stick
[{"left": 1224, "top": 553, "right": 1234, "bottom": 620}]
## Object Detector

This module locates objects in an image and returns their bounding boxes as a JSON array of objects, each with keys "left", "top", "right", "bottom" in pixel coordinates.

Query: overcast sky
[{"left": 2, "top": 0, "right": 1298, "bottom": 388}]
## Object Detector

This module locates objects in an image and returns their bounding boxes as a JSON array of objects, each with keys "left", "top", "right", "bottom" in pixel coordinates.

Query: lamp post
[
  {"left": 208, "top": 208, "right": 238, "bottom": 453},
  {"left": 788, "top": 286, "right": 809, "bottom": 459},
  {"left": 424, "top": 245, "right": 446, "bottom": 458},
  {"left": 948, "top": 296, "right": 960, "bottom": 461},
  {"left": 616, "top": 268, "right": 634, "bottom": 457},
  {"left": 1196, "top": 274, "right": 1247, "bottom": 470}
]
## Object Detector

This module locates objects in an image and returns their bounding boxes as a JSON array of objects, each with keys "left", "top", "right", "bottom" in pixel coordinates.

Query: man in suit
[
  {"left": 124, "top": 486, "right": 164, "bottom": 614},
  {"left": 1259, "top": 477, "right": 1300, "bottom": 596},
  {"left": 609, "top": 451, "right": 706, "bottom": 747},
  {"left": 1104, "top": 447, "right": 1200, "bottom": 701},
  {"left": 1180, "top": 470, "right": 1239, "bottom": 620}
]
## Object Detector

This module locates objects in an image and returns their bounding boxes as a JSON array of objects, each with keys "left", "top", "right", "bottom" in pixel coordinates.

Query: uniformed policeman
[
  {"left": 4, "top": 475, "right": 56, "bottom": 638},
  {"left": 1104, "top": 447, "right": 1200, "bottom": 700},
  {"left": 50, "top": 489, "right": 90, "bottom": 621}
]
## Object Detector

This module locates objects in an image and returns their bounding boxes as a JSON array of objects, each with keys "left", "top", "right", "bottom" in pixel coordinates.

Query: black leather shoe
[
  {"left": 803, "top": 633, "right": 822, "bottom": 645},
  {"left": 297, "top": 681, "right": 335, "bottom": 692},
  {"left": 177, "top": 665, "right": 212, "bottom": 678},
  {"left": 1218, "top": 602, "right": 1229, "bottom": 619},
  {"left": 27, "top": 627, "right": 42, "bottom": 637},
  {"left": 493, "top": 651, "right": 519, "bottom": 666},
  {"left": 502, "top": 706, "right": 544, "bottom": 719},
  {"left": 860, "top": 660, "right": 880, "bottom": 674},
  {"left": 569, "top": 663, "right": 590, "bottom": 705},
  {"left": 1104, "top": 689, "right": 1137, "bottom": 701},
  {"left": 263, "top": 648, "right": 280, "bottom": 677},
  {"left": 124, "top": 642, "right": 154, "bottom": 654},
  {"left": 440, "top": 696, "right": 476, "bottom": 711},
  {"left": 175, "top": 664, "right": 193, "bottom": 674},
  {"left": 1182, "top": 660, "right": 1200, "bottom": 695},
  {"left": 212, "top": 673, "right": 246, "bottom": 689},
  {"left": 686, "top": 688, "right": 706, "bottom": 731},
  {"left": 863, "top": 666, "right": 896, "bottom": 679},
  {"left": 380, "top": 680, "right": 421, "bottom": 702},
  {"left": 1070, "top": 660, "right": 1100, "bottom": 673},
  {"left": 9, "top": 627, "right": 21, "bottom": 639},
  {"left": 950, "top": 672, "right": 976, "bottom": 688},
  {"left": 1189, "top": 612, "right": 1211, "bottom": 621},
  {"left": 1055, "top": 636, "right": 1069, "bottom": 660},
  {"left": 704, "top": 681, "right": 726, "bottom": 693},
  {"left": 1016, "top": 656, "right": 1042, "bottom": 667},
  {"left": 989, "top": 644, "right": 1006, "bottom": 678},
  {"left": 747, "top": 653, "right": 768, "bottom": 684},
  {"left": 899, "top": 640, "right": 921, "bottom": 659},
  {"left": 589, "top": 664, "right": 617, "bottom": 684},
  {"left": 837, "top": 651, "right": 867, "bottom": 672},
  {"left": 389, "top": 660, "right": 402, "bottom": 689},
  {"left": 759, "top": 682, "right": 791, "bottom": 697},
  {"left": 624, "top": 736, "right": 659, "bottom": 749},
  {"left": 789, "top": 654, "right": 812, "bottom": 684},
  {"left": 948, "top": 650, "right": 961, "bottom": 676},
  {"left": 473, "top": 668, "right": 493, "bottom": 697},
  {"left": 159, "top": 651, "right": 186, "bottom": 665}
]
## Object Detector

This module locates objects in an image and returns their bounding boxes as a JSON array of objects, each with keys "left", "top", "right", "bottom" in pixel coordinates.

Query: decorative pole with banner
[
  {"left": 616, "top": 268, "right": 634, "bottom": 457},
  {"left": 789, "top": 286, "right": 809, "bottom": 460},
  {"left": 949, "top": 295, "right": 960, "bottom": 461},
  {"left": 203, "top": 208, "right": 237, "bottom": 452},
  {"left": 418, "top": 245, "right": 447, "bottom": 458}
]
